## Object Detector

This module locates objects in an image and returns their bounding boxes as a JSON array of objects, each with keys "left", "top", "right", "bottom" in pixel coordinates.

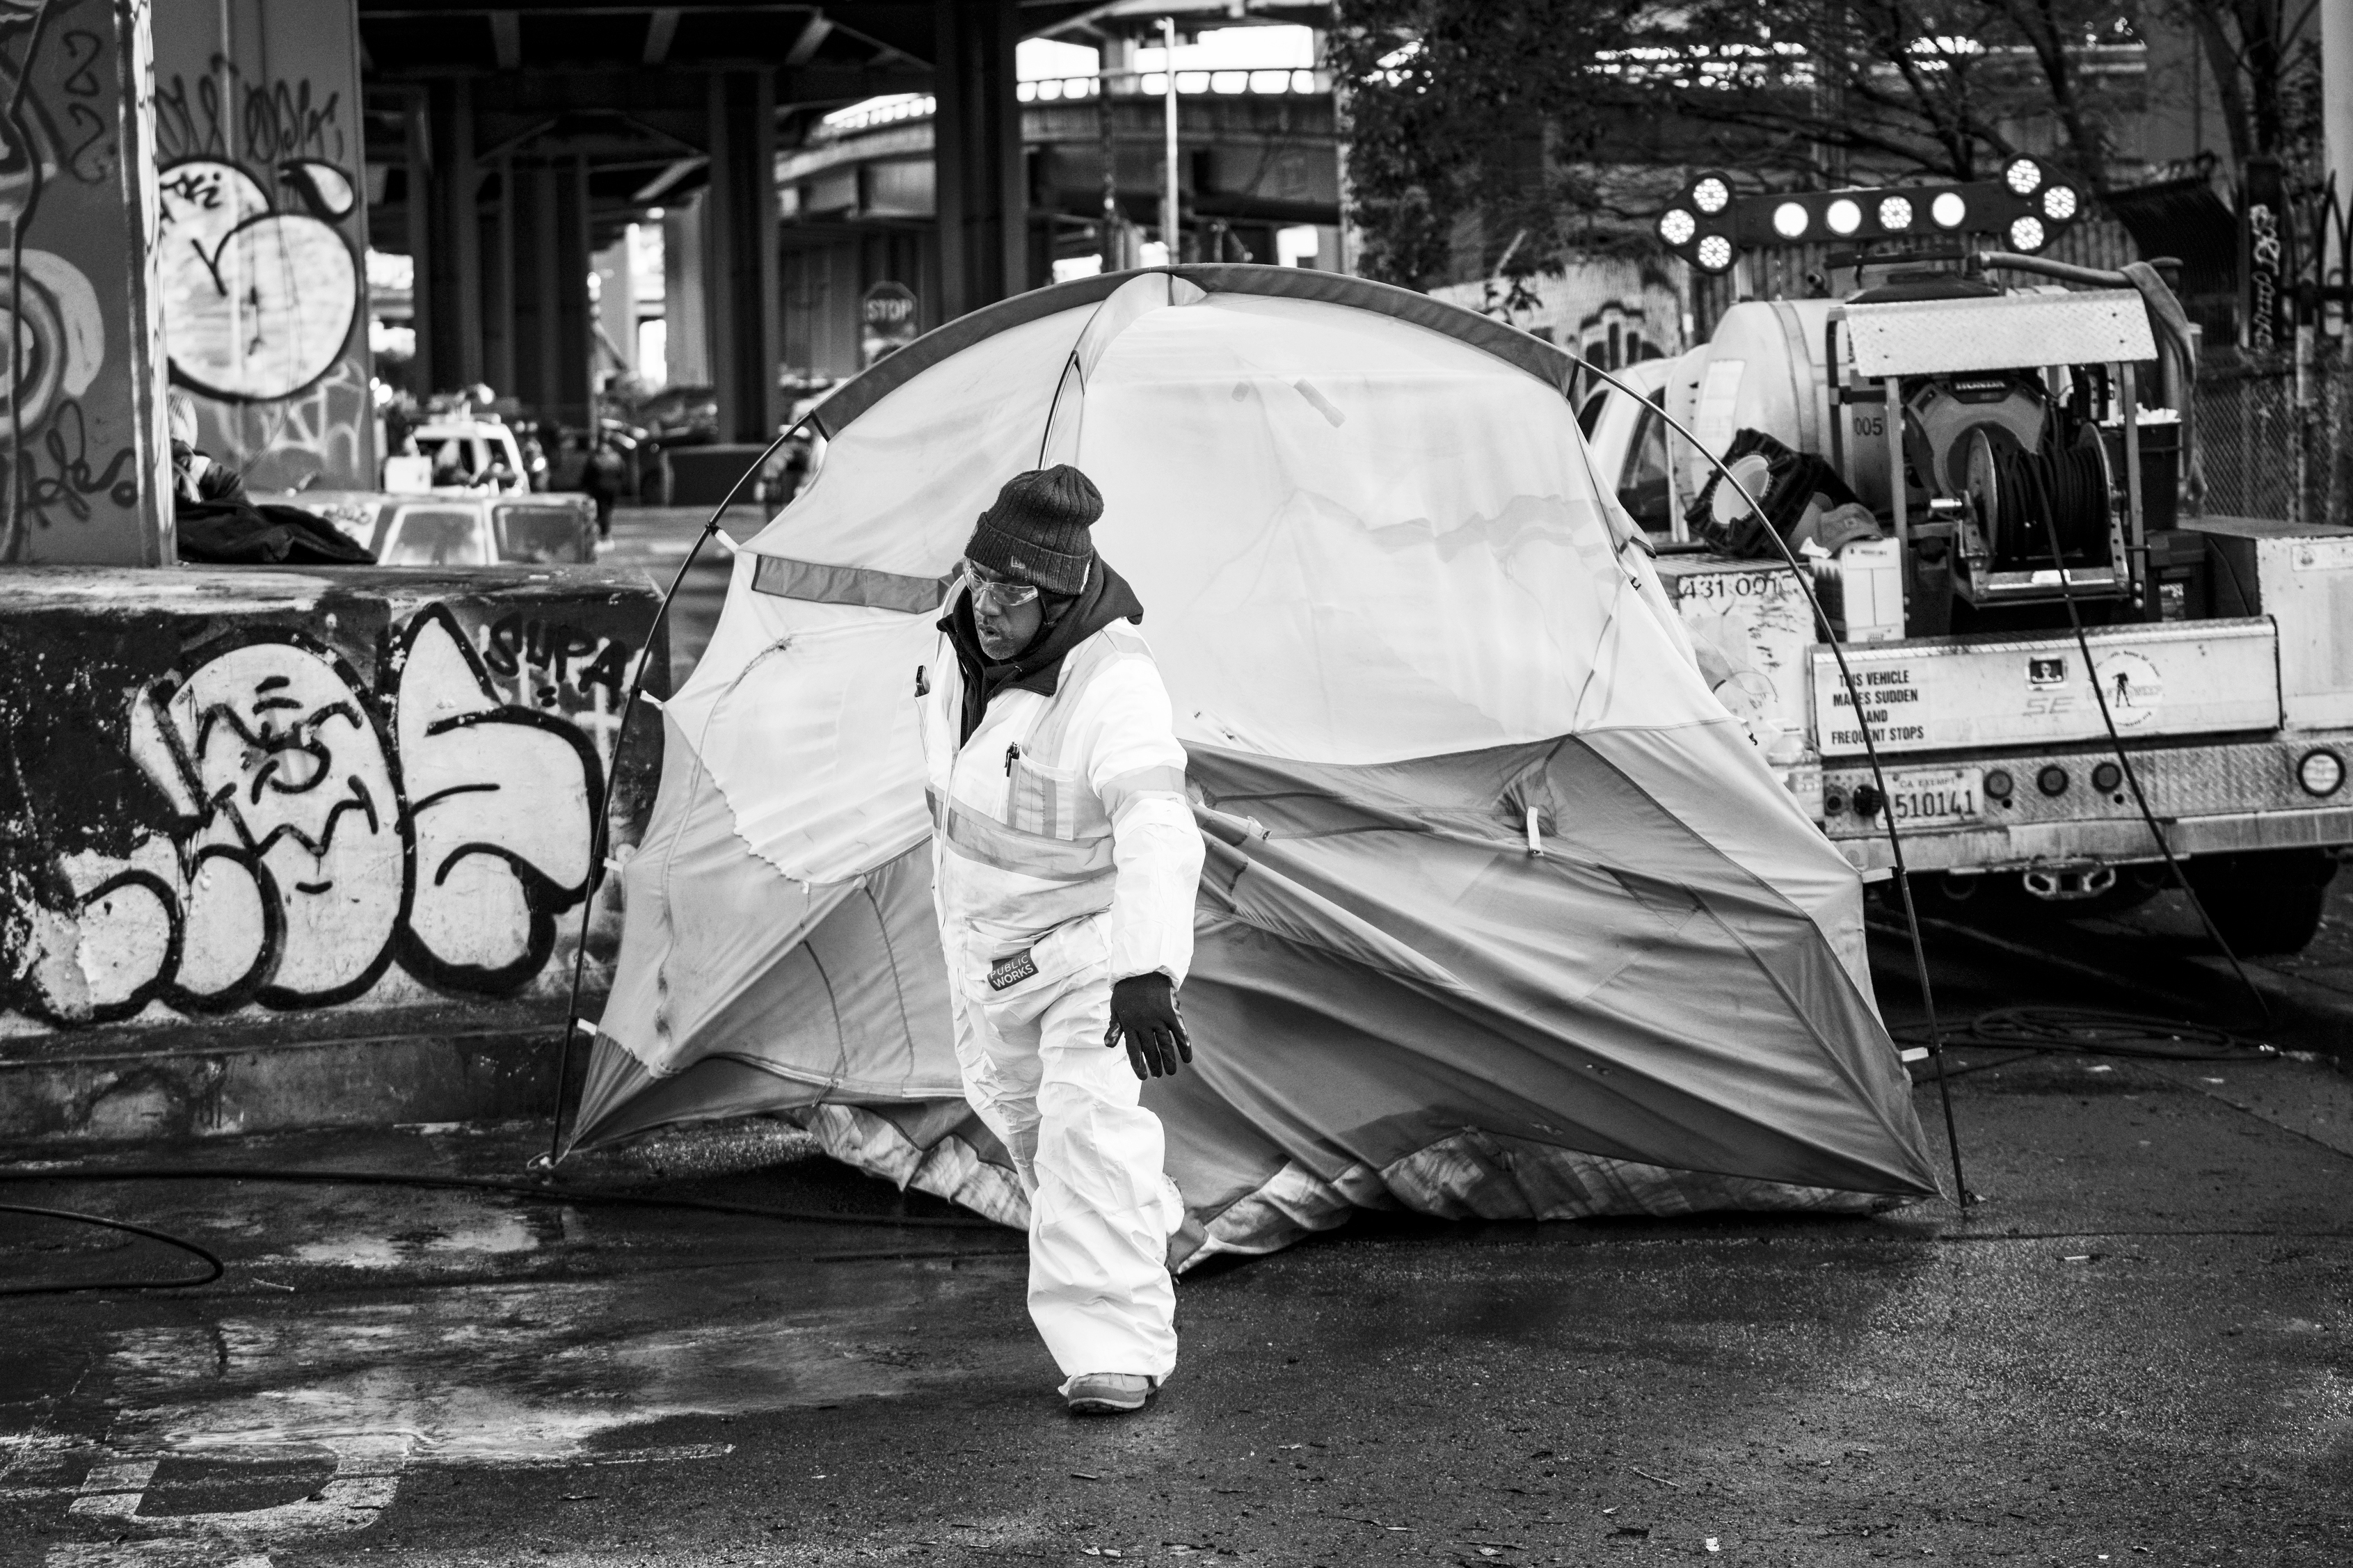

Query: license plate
[{"left": 1888, "top": 767, "right": 1981, "bottom": 828}]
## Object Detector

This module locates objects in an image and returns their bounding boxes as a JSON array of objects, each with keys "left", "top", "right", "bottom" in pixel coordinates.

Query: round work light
[{"left": 2298, "top": 748, "right": 2345, "bottom": 797}]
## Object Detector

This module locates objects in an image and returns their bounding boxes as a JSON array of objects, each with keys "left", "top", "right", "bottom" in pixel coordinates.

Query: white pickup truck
[{"left": 1581, "top": 232, "right": 2350, "bottom": 953}]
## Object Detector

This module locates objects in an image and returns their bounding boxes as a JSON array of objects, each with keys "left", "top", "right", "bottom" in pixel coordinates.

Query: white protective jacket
[{"left": 919, "top": 598, "right": 1203, "bottom": 993}]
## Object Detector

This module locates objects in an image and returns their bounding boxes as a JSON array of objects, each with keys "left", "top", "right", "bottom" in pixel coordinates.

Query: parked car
[
  {"left": 632, "top": 385, "right": 719, "bottom": 449},
  {"left": 266, "top": 490, "right": 599, "bottom": 565},
  {"left": 393, "top": 416, "right": 532, "bottom": 495}
]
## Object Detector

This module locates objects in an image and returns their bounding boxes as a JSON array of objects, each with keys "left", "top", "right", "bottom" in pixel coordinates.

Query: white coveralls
[{"left": 919, "top": 595, "right": 1204, "bottom": 1382}]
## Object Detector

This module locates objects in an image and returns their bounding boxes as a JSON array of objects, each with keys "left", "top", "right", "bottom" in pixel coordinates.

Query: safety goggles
[{"left": 963, "top": 561, "right": 1041, "bottom": 614}]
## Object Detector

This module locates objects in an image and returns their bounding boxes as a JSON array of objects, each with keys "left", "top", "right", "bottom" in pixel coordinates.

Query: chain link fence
[{"left": 2195, "top": 351, "right": 2353, "bottom": 527}]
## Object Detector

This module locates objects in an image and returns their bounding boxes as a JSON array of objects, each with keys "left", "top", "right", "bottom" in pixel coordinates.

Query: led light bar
[{"left": 1652, "top": 161, "right": 2086, "bottom": 275}]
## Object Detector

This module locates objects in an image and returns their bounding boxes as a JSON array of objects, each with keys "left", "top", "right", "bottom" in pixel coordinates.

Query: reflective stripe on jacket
[{"left": 920, "top": 609, "right": 1204, "bottom": 989}]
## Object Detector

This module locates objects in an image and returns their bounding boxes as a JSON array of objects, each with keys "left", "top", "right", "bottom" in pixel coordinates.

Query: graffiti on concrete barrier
[
  {"left": 151, "top": 29, "right": 371, "bottom": 490},
  {"left": 477, "top": 613, "right": 638, "bottom": 776},
  {"left": 14, "top": 607, "right": 607, "bottom": 1026}
]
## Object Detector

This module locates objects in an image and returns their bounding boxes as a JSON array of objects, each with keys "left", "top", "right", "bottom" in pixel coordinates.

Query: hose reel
[{"left": 1959, "top": 412, "right": 2113, "bottom": 577}]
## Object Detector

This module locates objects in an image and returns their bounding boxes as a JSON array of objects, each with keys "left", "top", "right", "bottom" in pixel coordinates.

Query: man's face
[{"left": 968, "top": 563, "right": 1045, "bottom": 661}]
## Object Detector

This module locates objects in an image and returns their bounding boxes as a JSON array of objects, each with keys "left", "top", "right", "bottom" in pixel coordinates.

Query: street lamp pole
[
  {"left": 1161, "top": 16, "right": 1179, "bottom": 262},
  {"left": 1099, "top": 38, "right": 1122, "bottom": 271}
]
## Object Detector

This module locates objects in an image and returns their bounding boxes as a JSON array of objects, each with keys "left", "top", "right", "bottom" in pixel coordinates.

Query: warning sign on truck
[{"left": 1810, "top": 620, "right": 2279, "bottom": 755}]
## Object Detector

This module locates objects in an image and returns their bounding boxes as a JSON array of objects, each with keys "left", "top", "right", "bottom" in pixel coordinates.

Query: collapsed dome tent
[{"left": 574, "top": 265, "right": 1943, "bottom": 1267}]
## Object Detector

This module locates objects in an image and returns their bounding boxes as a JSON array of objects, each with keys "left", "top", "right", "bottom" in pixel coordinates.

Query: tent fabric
[{"left": 573, "top": 264, "right": 1942, "bottom": 1261}]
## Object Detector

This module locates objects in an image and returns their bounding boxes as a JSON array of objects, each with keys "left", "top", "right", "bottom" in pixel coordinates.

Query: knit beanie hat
[{"left": 964, "top": 465, "right": 1101, "bottom": 595}]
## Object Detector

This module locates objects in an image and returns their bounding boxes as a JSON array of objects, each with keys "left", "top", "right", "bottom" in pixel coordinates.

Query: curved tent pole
[
  {"left": 1036, "top": 351, "right": 1084, "bottom": 470},
  {"left": 1032, "top": 271, "right": 1211, "bottom": 472},
  {"left": 538, "top": 413, "right": 820, "bottom": 1171},
  {"left": 1558, "top": 350, "right": 1970, "bottom": 1211}
]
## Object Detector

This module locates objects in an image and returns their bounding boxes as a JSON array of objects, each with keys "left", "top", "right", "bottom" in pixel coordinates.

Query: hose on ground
[
  {"left": 1892, "top": 1006, "right": 2274, "bottom": 1062},
  {"left": 0, "top": 1164, "right": 999, "bottom": 1297},
  {"left": 0, "top": 1201, "right": 225, "bottom": 1297}
]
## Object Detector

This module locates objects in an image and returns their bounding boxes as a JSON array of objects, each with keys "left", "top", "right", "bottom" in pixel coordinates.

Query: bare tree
[
  {"left": 1328, "top": 0, "right": 1651, "bottom": 288},
  {"left": 1331, "top": 0, "right": 2142, "bottom": 288},
  {"left": 2153, "top": 0, "right": 2324, "bottom": 176},
  {"left": 1622, "top": 0, "right": 2141, "bottom": 191}
]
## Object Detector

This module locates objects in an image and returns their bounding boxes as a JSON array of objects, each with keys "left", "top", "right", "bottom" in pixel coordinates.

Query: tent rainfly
[{"left": 572, "top": 265, "right": 1945, "bottom": 1267}]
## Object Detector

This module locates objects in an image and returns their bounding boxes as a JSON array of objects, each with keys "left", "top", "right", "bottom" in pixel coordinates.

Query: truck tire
[{"left": 2183, "top": 849, "right": 2339, "bottom": 956}]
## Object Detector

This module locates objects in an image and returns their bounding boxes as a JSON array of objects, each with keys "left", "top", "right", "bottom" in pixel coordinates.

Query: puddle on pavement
[
  {"left": 273, "top": 1206, "right": 555, "bottom": 1271},
  {"left": 76, "top": 1260, "right": 1028, "bottom": 1469},
  {"left": 284, "top": 1212, "right": 543, "bottom": 1269}
]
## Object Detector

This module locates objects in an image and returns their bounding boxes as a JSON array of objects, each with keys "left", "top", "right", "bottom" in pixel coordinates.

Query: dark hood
[{"left": 941, "top": 557, "right": 1145, "bottom": 745}]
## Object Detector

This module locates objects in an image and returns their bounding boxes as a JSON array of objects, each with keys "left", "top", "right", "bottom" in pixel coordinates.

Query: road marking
[
  {"left": 63, "top": 1455, "right": 157, "bottom": 1518},
  {"left": 35, "top": 1432, "right": 733, "bottom": 1564},
  {"left": 52, "top": 1432, "right": 407, "bottom": 1562}
]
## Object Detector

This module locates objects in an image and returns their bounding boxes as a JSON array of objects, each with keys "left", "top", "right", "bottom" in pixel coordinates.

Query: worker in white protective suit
[{"left": 918, "top": 465, "right": 1205, "bottom": 1416}]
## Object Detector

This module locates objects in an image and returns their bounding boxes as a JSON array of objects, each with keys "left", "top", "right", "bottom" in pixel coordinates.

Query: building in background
[
  {"left": 353, "top": 5, "right": 1337, "bottom": 449},
  {"left": 776, "top": 26, "right": 1341, "bottom": 382}
]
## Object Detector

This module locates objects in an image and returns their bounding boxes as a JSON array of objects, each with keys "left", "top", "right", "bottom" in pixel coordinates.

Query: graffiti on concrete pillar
[
  {"left": 14, "top": 606, "right": 609, "bottom": 1026},
  {"left": 0, "top": 0, "right": 150, "bottom": 563},
  {"left": 156, "top": 154, "right": 359, "bottom": 403},
  {"left": 151, "top": 40, "right": 369, "bottom": 491}
]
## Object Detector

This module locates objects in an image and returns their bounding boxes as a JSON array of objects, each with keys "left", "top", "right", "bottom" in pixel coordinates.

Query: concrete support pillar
[
  {"left": 424, "top": 79, "right": 484, "bottom": 395},
  {"left": 934, "top": 0, "right": 1026, "bottom": 318},
  {"left": 501, "top": 159, "right": 594, "bottom": 430},
  {"left": 150, "top": 0, "right": 374, "bottom": 493},
  {"left": 664, "top": 194, "right": 710, "bottom": 387},
  {"left": 593, "top": 235, "right": 637, "bottom": 378},
  {"left": 484, "top": 156, "right": 517, "bottom": 400},
  {"left": 705, "top": 72, "right": 780, "bottom": 443},
  {"left": 405, "top": 90, "right": 435, "bottom": 378},
  {"left": 0, "top": 0, "right": 170, "bottom": 563}
]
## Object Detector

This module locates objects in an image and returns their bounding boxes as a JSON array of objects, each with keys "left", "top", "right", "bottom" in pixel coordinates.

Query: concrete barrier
[
  {"left": 0, "top": 566, "right": 666, "bottom": 1145},
  {"left": 665, "top": 445, "right": 774, "bottom": 506}
]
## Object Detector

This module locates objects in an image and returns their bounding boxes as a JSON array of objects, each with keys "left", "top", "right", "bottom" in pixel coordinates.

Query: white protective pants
[{"left": 950, "top": 958, "right": 1184, "bottom": 1382}]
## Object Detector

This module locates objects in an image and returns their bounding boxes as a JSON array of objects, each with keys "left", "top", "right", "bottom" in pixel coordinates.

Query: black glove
[{"left": 1106, "top": 972, "right": 1190, "bottom": 1080}]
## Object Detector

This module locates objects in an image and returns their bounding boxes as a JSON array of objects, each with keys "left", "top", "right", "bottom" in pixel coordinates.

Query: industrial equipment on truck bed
[{"left": 1582, "top": 162, "right": 2350, "bottom": 954}]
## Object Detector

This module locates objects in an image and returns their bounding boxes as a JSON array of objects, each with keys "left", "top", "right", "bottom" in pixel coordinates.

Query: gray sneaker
[{"left": 1062, "top": 1373, "right": 1157, "bottom": 1415}]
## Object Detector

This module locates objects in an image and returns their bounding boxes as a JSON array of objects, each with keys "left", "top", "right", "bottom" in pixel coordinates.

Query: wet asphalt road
[
  {"left": 3, "top": 506, "right": 2351, "bottom": 1564},
  {"left": 3, "top": 934, "right": 2350, "bottom": 1567}
]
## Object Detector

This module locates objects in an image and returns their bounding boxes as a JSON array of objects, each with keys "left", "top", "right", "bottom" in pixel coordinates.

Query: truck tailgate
[{"left": 1810, "top": 618, "right": 2279, "bottom": 756}]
